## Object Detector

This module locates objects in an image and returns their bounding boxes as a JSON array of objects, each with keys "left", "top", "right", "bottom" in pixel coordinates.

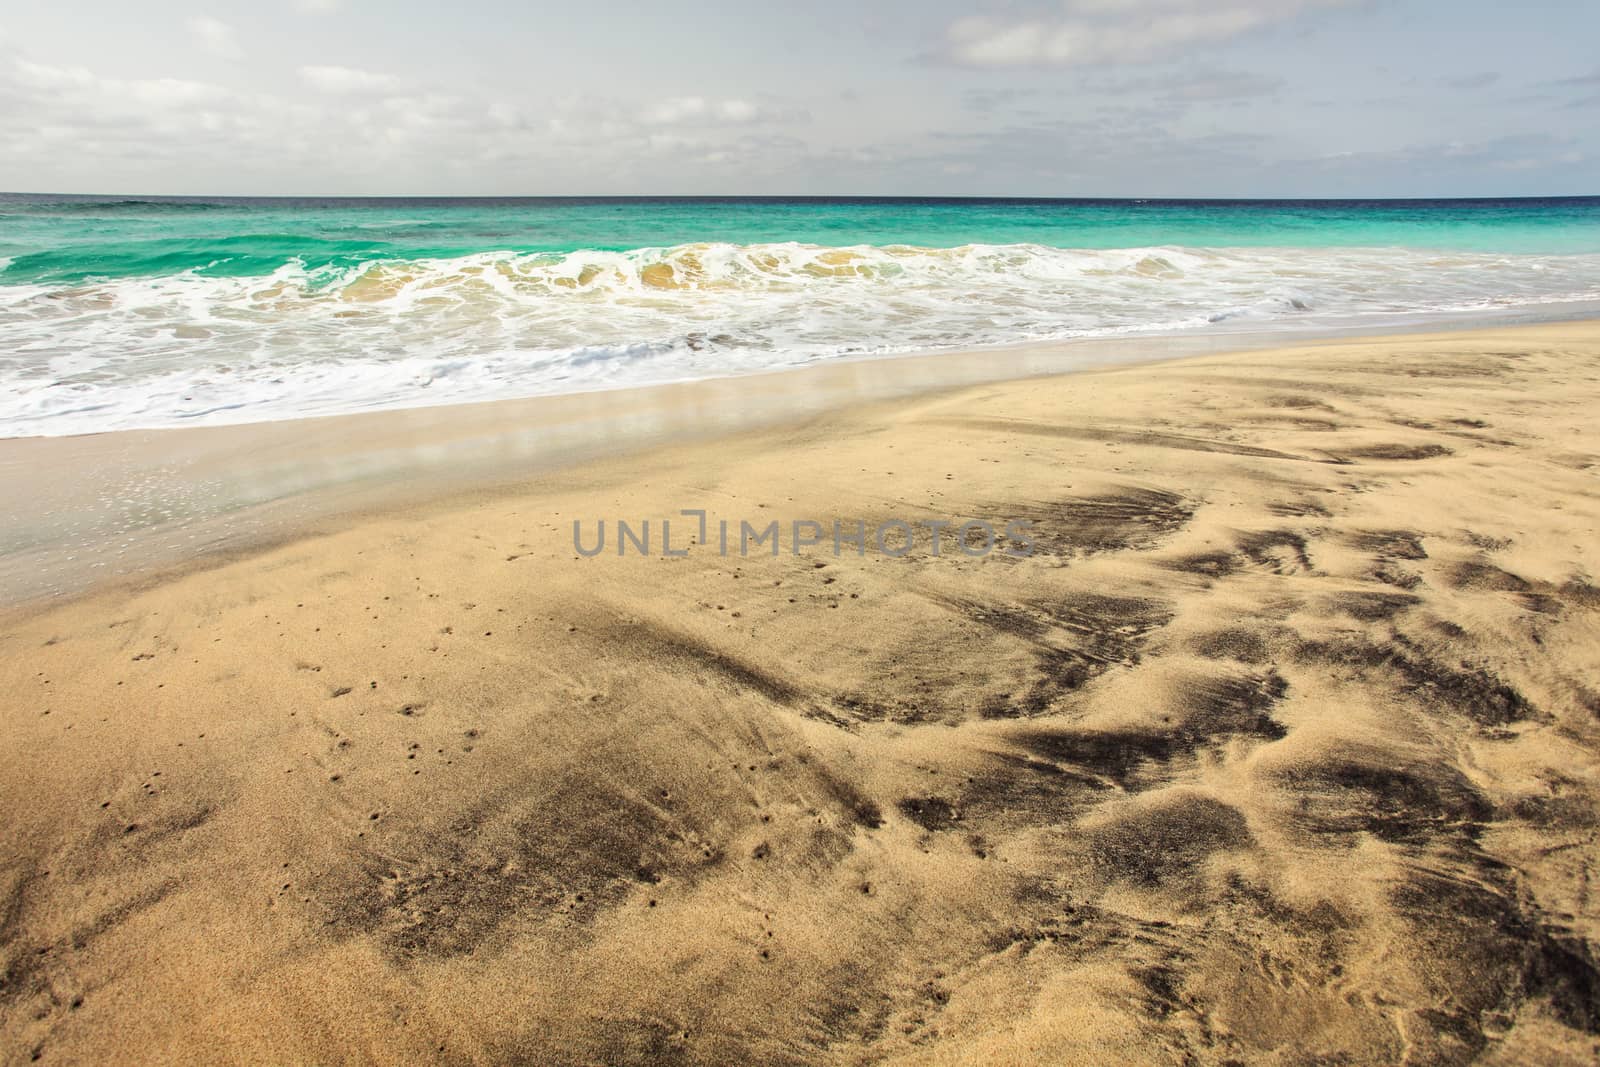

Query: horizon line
[{"left": 4, "top": 190, "right": 1599, "bottom": 204}]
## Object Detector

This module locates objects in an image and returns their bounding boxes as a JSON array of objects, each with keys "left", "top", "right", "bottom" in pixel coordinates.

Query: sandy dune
[{"left": 3, "top": 322, "right": 1600, "bottom": 1064}]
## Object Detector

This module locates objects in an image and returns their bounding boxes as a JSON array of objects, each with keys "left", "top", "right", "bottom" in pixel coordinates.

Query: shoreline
[
  {"left": 10, "top": 297, "right": 1600, "bottom": 444},
  {"left": 4, "top": 309, "right": 1599, "bottom": 610}
]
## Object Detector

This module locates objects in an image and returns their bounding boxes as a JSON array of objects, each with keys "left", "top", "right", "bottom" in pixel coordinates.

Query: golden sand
[{"left": 3, "top": 322, "right": 1599, "bottom": 1064}]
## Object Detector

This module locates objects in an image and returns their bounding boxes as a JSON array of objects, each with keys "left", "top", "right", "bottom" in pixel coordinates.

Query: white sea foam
[{"left": 2, "top": 242, "right": 1598, "bottom": 437}]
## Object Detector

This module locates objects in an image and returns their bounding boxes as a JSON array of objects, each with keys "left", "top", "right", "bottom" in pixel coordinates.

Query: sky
[{"left": 0, "top": 1, "right": 1596, "bottom": 198}]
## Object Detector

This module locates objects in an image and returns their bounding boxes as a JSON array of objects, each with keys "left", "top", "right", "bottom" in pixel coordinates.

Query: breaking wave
[{"left": 2, "top": 241, "right": 1598, "bottom": 436}]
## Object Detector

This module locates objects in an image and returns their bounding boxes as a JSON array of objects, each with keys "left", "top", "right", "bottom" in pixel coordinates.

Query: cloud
[
  {"left": 962, "top": 87, "right": 1047, "bottom": 115},
  {"left": 0, "top": 50, "right": 816, "bottom": 193},
  {"left": 293, "top": 0, "right": 344, "bottom": 12},
  {"left": 645, "top": 97, "right": 753, "bottom": 125},
  {"left": 940, "top": 0, "right": 1352, "bottom": 68},
  {"left": 11, "top": 58, "right": 223, "bottom": 107},
  {"left": 641, "top": 96, "right": 806, "bottom": 127},
  {"left": 1444, "top": 72, "right": 1499, "bottom": 90},
  {"left": 961, "top": 67, "right": 1278, "bottom": 126},
  {"left": 186, "top": 16, "right": 242, "bottom": 60},
  {"left": 1293, "top": 132, "right": 1590, "bottom": 179},
  {"left": 1096, "top": 67, "right": 1283, "bottom": 101},
  {"left": 1, "top": 14, "right": 1589, "bottom": 199},
  {"left": 298, "top": 65, "right": 402, "bottom": 95},
  {"left": 849, "top": 108, "right": 1290, "bottom": 196}
]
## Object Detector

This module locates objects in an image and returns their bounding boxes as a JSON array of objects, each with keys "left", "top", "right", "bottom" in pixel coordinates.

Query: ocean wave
[
  {"left": 2, "top": 235, "right": 404, "bottom": 286},
  {"left": 2, "top": 241, "right": 1598, "bottom": 437}
]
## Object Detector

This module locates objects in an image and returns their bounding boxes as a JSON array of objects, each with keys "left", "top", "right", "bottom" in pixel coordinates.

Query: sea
[{"left": 2, "top": 194, "right": 1598, "bottom": 438}]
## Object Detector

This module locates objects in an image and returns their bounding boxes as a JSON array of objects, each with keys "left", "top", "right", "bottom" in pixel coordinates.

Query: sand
[{"left": 3, "top": 321, "right": 1599, "bottom": 1064}]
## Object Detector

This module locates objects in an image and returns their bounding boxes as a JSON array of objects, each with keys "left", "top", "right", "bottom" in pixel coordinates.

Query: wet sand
[{"left": 3, "top": 321, "right": 1600, "bottom": 1064}]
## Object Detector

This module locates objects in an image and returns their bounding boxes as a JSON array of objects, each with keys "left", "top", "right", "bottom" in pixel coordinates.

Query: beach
[{"left": 2, "top": 319, "right": 1599, "bottom": 1063}]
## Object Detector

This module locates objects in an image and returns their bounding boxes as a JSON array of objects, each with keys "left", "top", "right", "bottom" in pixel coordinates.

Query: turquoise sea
[{"left": 2, "top": 194, "right": 1599, "bottom": 436}]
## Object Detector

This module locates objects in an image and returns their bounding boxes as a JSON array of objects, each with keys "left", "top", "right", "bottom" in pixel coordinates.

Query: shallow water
[{"left": 3, "top": 194, "right": 1598, "bottom": 437}]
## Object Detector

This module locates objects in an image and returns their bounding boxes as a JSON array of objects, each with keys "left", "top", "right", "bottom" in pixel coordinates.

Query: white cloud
[
  {"left": 298, "top": 65, "right": 402, "bottom": 94},
  {"left": 12, "top": 58, "right": 223, "bottom": 106},
  {"left": 943, "top": 0, "right": 1351, "bottom": 68},
  {"left": 644, "top": 96, "right": 763, "bottom": 125},
  {"left": 0, "top": 3, "right": 1592, "bottom": 197},
  {"left": 186, "top": 16, "right": 242, "bottom": 60},
  {"left": 641, "top": 96, "right": 809, "bottom": 130},
  {"left": 0, "top": 51, "right": 814, "bottom": 193}
]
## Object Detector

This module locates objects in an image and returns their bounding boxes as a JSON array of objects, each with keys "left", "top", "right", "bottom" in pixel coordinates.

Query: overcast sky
[{"left": 1, "top": 1, "right": 1596, "bottom": 197}]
